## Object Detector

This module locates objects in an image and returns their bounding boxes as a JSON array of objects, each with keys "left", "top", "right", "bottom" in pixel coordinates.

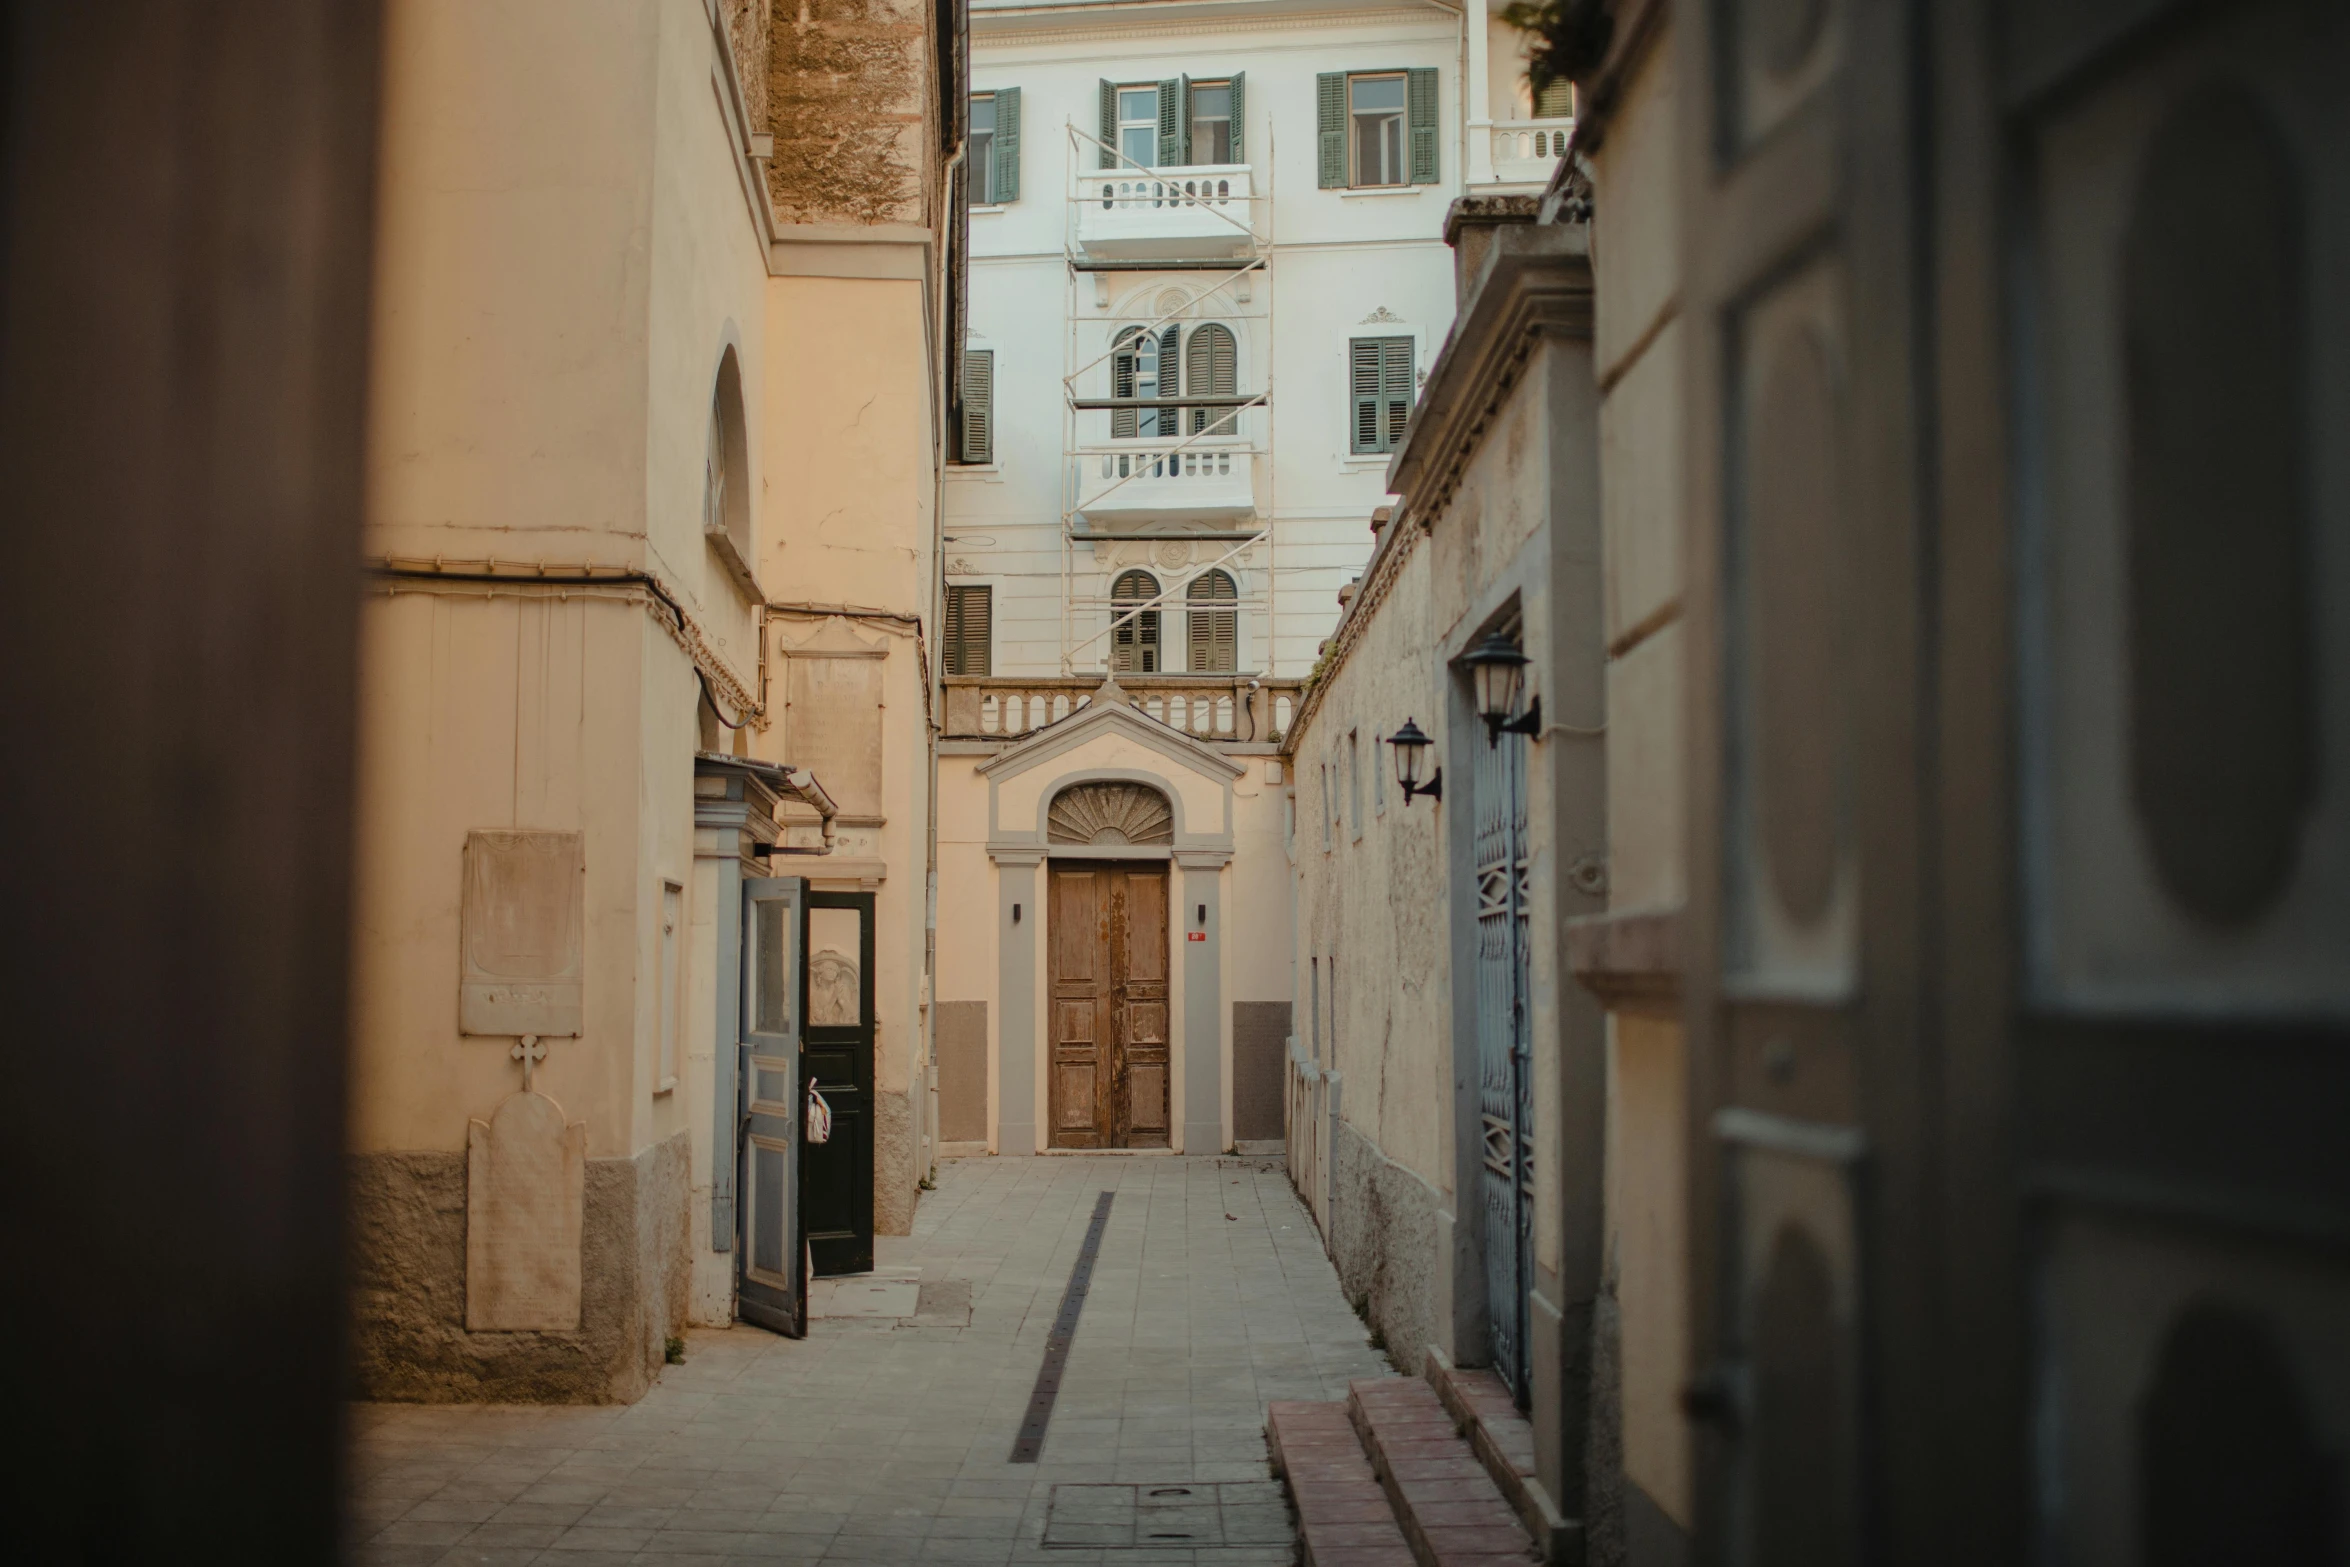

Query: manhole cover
[{"left": 1043, "top": 1481, "right": 1293, "bottom": 1550}]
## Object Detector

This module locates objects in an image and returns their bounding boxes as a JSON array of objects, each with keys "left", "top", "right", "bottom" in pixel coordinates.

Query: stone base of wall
[
  {"left": 1327, "top": 1117, "right": 1444, "bottom": 1378},
  {"left": 874, "top": 1079, "right": 919, "bottom": 1237},
  {"left": 349, "top": 1130, "right": 691, "bottom": 1404}
]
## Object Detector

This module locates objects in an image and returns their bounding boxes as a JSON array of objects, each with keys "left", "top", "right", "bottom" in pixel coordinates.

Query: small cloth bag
[{"left": 805, "top": 1078, "right": 834, "bottom": 1145}]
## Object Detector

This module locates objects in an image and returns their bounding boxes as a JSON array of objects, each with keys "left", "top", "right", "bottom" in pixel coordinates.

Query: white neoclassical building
[{"left": 930, "top": 0, "right": 1571, "bottom": 1158}]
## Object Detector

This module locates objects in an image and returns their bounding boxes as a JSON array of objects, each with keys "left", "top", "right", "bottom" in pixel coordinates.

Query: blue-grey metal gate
[{"left": 1474, "top": 716, "right": 1532, "bottom": 1401}]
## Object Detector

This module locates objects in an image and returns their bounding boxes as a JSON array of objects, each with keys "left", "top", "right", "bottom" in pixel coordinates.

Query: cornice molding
[
  {"left": 1281, "top": 517, "right": 1420, "bottom": 752},
  {"left": 975, "top": 2, "right": 1443, "bottom": 48},
  {"left": 1388, "top": 231, "right": 1594, "bottom": 523}
]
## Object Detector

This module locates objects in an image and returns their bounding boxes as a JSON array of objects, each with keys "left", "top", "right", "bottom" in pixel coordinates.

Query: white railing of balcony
[
  {"left": 1490, "top": 118, "right": 1574, "bottom": 181},
  {"left": 1080, "top": 166, "right": 1249, "bottom": 211},
  {"left": 1088, "top": 445, "right": 1242, "bottom": 481}
]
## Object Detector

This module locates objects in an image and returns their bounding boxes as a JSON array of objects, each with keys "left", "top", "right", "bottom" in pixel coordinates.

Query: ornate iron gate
[{"left": 1474, "top": 711, "right": 1533, "bottom": 1401}]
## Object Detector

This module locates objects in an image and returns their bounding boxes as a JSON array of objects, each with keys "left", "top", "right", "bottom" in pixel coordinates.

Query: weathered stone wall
[
  {"left": 765, "top": 0, "right": 930, "bottom": 226},
  {"left": 721, "top": 0, "right": 772, "bottom": 134},
  {"left": 873, "top": 1077, "right": 920, "bottom": 1236},
  {"left": 349, "top": 1131, "right": 690, "bottom": 1404},
  {"left": 1328, "top": 1118, "right": 1444, "bottom": 1376}
]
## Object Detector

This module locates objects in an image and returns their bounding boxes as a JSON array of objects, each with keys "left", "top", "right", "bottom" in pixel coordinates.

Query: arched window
[
  {"left": 1186, "top": 323, "right": 1238, "bottom": 434},
  {"left": 1187, "top": 569, "right": 1238, "bottom": 673},
  {"left": 1111, "top": 569, "right": 1162, "bottom": 673},
  {"left": 1112, "top": 324, "right": 1182, "bottom": 438},
  {"left": 703, "top": 346, "right": 754, "bottom": 596}
]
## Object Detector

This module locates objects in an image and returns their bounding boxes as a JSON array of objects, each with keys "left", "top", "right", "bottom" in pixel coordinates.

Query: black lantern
[
  {"left": 1465, "top": 630, "right": 1539, "bottom": 743},
  {"left": 1389, "top": 718, "right": 1441, "bottom": 804}
]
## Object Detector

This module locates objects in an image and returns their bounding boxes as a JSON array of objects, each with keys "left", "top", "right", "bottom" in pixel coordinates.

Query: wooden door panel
[
  {"left": 1049, "top": 868, "right": 1108, "bottom": 1149},
  {"left": 1117, "top": 869, "right": 1171, "bottom": 1146}
]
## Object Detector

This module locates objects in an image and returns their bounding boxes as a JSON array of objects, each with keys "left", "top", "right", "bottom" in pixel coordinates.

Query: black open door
[
  {"left": 802, "top": 889, "right": 875, "bottom": 1276},
  {"left": 737, "top": 875, "right": 805, "bottom": 1336}
]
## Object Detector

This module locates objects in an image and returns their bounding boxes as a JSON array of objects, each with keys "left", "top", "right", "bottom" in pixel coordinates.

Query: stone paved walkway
[{"left": 352, "top": 1154, "right": 1391, "bottom": 1565}]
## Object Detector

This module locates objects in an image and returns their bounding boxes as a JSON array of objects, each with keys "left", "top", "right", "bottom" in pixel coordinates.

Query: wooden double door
[{"left": 1049, "top": 862, "right": 1170, "bottom": 1149}]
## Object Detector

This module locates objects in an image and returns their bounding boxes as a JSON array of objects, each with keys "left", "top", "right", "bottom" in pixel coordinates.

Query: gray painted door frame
[{"left": 736, "top": 875, "right": 806, "bottom": 1336}]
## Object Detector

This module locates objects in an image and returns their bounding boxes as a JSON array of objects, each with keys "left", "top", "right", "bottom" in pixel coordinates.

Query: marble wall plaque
[{"left": 465, "top": 1090, "right": 587, "bottom": 1331}]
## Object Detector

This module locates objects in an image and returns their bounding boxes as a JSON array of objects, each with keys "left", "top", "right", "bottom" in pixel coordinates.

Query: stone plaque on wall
[
  {"left": 459, "top": 829, "right": 584, "bottom": 1036},
  {"left": 465, "top": 1090, "right": 587, "bottom": 1331},
  {"left": 780, "top": 619, "right": 887, "bottom": 823}
]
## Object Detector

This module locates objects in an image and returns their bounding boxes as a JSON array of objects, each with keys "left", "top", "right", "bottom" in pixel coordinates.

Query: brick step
[
  {"left": 1347, "top": 1377, "right": 1542, "bottom": 1567},
  {"left": 1267, "top": 1399, "right": 1416, "bottom": 1567},
  {"left": 1426, "top": 1350, "right": 1576, "bottom": 1564}
]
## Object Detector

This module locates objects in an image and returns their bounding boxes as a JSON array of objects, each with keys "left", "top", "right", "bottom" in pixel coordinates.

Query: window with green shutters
[
  {"left": 943, "top": 585, "right": 992, "bottom": 676},
  {"left": 1099, "top": 74, "right": 1246, "bottom": 167},
  {"left": 957, "top": 348, "right": 994, "bottom": 464},
  {"left": 1185, "top": 324, "right": 1237, "bottom": 434},
  {"left": 1318, "top": 68, "right": 1439, "bottom": 188},
  {"left": 1186, "top": 570, "right": 1238, "bottom": 673},
  {"left": 970, "top": 87, "right": 1019, "bottom": 202},
  {"left": 1349, "top": 336, "right": 1415, "bottom": 455}
]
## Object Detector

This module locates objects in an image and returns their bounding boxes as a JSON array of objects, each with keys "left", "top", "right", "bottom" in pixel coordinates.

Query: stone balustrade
[{"left": 943, "top": 674, "right": 1301, "bottom": 745}]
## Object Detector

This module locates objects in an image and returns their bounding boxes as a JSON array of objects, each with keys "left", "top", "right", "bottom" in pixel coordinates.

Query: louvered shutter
[
  {"left": 1188, "top": 324, "right": 1237, "bottom": 434},
  {"left": 1381, "top": 338, "right": 1414, "bottom": 450},
  {"left": 1112, "top": 570, "right": 1161, "bottom": 674},
  {"left": 944, "top": 585, "right": 992, "bottom": 676},
  {"left": 992, "top": 86, "right": 1021, "bottom": 202},
  {"left": 958, "top": 348, "right": 994, "bottom": 464},
  {"left": 1098, "top": 79, "right": 1117, "bottom": 168},
  {"left": 1187, "top": 570, "right": 1238, "bottom": 673},
  {"left": 1157, "top": 79, "right": 1183, "bottom": 169},
  {"left": 1317, "top": 73, "right": 1346, "bottom": 188},
  {"left": 1350, "top": 338, "right": 1383, "bottom": 453},
  {"left": 1229, "top": 73, "right": 1245, "bottom": 163},
  {"left": 1407, "top": 67, "right": 1439, "bottom": 185},
  {"left": 1111, "top": 329, "right": 1138, "bottom": 440},
  {"left": 1534, "top": 75, "right": 1572, "bottom": 118}
]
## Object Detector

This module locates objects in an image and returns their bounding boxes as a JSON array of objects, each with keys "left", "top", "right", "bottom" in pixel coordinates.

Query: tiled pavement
[{"left": 352, "top": 1154, "right": 1394, "bottom": 1566}]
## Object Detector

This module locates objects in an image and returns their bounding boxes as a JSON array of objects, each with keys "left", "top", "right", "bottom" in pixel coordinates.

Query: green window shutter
[
  {"left": 958, "top": 348, "right": 994, "bottom": 464},
  {"left": 1099, "top": 79, "right": 1118, "bottom": 168},
  {"left": 1534, "top": 76, "right": 1573, "bottom": 118},
  {"left": 1350, "top": 336, "right": 1414, "bottom": 454},
  {"left": 1350, "top": 337, "right": 1383, "bottom": 453},
  {"left": 1407, "top": 67, "right": 1439, "bottom": 184},
  {"left": 1187, "top": 324, "right": 1236, "bottom": 434},
  {"left": 1317, "top": 73, "right": 1346, "bottom": 188},
  {"left": 944, "top": 585, "right": 992, "bottom": 676},
  {"left": 1381, "top": 337, "right": 1415, "bottom": 449},
  {"left": 1158, "top": 79, "right": 1183, "bottom": 168},
  {"left": 1111, "top": 328, "right": 1138, "bottom": 440},
  {"left": 1228, "top": 73, "right": 1245, "bottom": 163},
  {"left": 992, "top": 86, "right": 1021, "bottom": 202},
  {"left": 1187, "top": 570, "right": 1238, "bottom": 673}
]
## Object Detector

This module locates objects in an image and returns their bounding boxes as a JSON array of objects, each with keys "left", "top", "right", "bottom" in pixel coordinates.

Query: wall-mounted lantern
[
  {"left": 1389, "top": 718, "right": 1441, "bottom": 804},
  {"left": 1465, "top": 630, "right": 1540, "bottom": 744}
]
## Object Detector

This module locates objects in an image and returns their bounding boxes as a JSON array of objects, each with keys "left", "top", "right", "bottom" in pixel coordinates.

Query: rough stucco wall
[
  {"left": 766, "top": 0, "right": 928, "bottom": 226},
  {"left": 349, "top": 1132, "right": 690, "bottom": 1403},
  {"left": 723, "top": 0, "right": 772, "bottom": 134},
  {"left": 1328, "top": 1118, "right": 1442, "bottom": 1377}
]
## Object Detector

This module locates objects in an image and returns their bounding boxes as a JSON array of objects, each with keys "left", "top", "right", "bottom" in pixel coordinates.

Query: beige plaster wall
[
  {"left": 931, "top": 738, "right": 1290, "bottom": 1157},
  {"left": 751, "top": 271, "right": 939, "bottom": 1227},
  {"left": 1590, "top": 27, "right": 1693, "bottom": 1535},
  {"left": 1289, "top": 535, "right": 1448, "bottom": 1194}
]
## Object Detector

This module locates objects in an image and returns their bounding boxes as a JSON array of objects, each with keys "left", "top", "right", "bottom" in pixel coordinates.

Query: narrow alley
[{"left": 352, "top": 1157, "right": 1388, "bottom": 1565}]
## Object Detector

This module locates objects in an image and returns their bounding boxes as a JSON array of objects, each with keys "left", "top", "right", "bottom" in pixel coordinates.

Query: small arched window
[
  {"left": 1187, "top": 569, "right": 1238, "bottom": 673},
  {"left": 1186, "top": 323, "right": 1238, "bottom": 434},
  {"left": 1111, "top": 569, "right": 1162, "bottom": 673},
  {"left": 703, "top": 346, "right": 755, "bottom": 596},
  {"left": 1112, "top": 324, "right": 1182, "bottom": 438}
]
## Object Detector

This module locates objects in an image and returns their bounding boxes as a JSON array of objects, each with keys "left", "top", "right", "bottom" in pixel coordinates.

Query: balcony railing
[
  {"left": 1074, "top": 439, "right": 1255, "bottom": 526},
  {"left": 944, "top": 675, "right": 1301, "bottom": 745},
  {"left": 1075, "top": 164, "right": 1258, "bottom": 260},
  {"left": 1489, "top": 118, "right": 1573, "bottom": 184}
]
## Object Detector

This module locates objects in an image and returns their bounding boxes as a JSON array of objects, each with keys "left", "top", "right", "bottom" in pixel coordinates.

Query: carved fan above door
[{"left": 1048, "top": 783, "right": 1174, "bottom": 846}]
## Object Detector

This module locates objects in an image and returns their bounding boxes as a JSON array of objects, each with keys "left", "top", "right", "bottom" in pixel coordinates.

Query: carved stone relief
[{"left": 1048, "top": 782, "right": 1175, "bottom": 846}]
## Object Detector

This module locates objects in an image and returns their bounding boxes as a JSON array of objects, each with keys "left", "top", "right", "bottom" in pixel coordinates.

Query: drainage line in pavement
[{"left": 1010, "top": 1190, "right": 1116, "bottom": 1463}]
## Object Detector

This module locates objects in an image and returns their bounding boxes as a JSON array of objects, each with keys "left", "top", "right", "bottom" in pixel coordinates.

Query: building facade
[
  {"left": 1285, "top": 2, "right": 2350, "bottom": 1566},
  {"left": 930, "top": 0, "right": 1570, "bottom": 1159},
  {"left": 348, "top": 0, "right": 962, "bottom": 1401}
]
